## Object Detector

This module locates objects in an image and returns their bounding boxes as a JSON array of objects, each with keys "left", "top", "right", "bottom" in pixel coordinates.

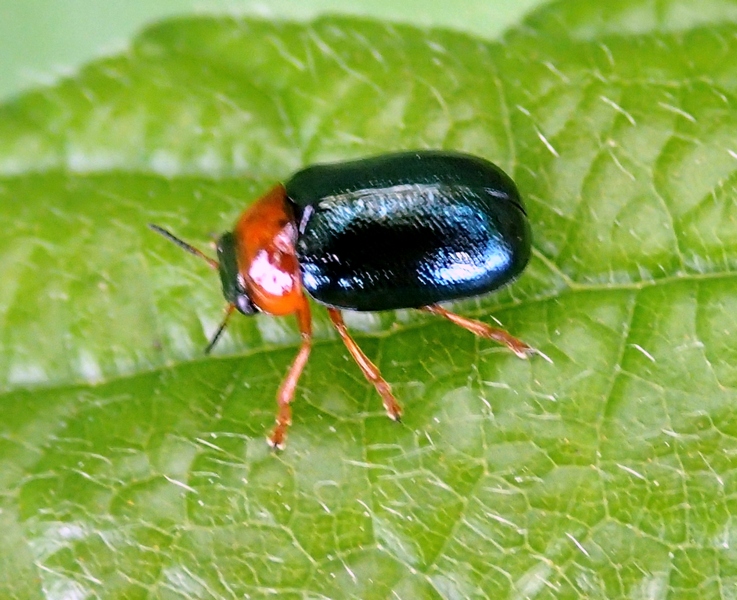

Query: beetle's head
[
  {"left": 148, "top": 223, "right": 257, "bottom": 355},
  {"left": 215, "top": 231, "right": 256, "bottom": 316}
]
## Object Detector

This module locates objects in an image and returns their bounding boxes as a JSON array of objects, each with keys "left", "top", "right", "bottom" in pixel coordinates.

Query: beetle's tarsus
[
  {"left": 268, "top": 440, "right": 286, "bottom": 451},
  {"left": 531, "top": 348, "right": 554, "bottom": 364}
]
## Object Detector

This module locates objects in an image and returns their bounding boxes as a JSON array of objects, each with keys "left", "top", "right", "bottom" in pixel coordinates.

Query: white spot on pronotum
[{"left": 249, "top": 250, "right": 294, "bottom": 296}]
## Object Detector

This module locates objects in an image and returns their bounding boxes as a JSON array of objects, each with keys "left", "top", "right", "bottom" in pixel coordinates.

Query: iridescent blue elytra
[{"left": 286, "top": 151, "right": 531, "bottom": 311}]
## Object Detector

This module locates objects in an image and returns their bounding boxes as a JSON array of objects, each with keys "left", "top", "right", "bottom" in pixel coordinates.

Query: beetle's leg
[
  {"left": 269, "top": 298, "right": 312, "bottom": 449},
  {"left": 327, "top": 308, "right": 402, "bottom": 422},
  {"left": 421, "top": 304, "right": 536, "bottom": 359}
]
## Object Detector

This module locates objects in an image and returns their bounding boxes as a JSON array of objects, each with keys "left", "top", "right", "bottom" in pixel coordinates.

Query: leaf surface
[{"left": 1, "top": 2, "right": 737, "bottom": 598}]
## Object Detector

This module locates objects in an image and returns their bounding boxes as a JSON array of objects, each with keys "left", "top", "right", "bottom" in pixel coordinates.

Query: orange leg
[
  {"left": 327, "top": 308, "right": 402, "bottom": 422},
  {"left": 269, "top": 299, "right": 312, "bottom": 449},
  {"left": 421, "top": 304, "right": 537, "bottom": 359}
]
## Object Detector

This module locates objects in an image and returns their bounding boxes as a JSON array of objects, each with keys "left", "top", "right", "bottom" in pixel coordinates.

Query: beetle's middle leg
[{"left": 327, "top": 308, "right": 402, "bottom": 421}]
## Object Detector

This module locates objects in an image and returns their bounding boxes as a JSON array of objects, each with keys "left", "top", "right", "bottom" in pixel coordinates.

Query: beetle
[{"left": 150, "top": 150, "right": 542, "bottom": 448}]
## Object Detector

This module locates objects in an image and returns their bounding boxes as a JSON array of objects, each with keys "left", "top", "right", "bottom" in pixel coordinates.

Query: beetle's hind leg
[
  {"left": 421, "top": 304, "right": 546, "bottom": 360},
  {"left": 327, "top": 308, "right": 402, "bottom": 422}
]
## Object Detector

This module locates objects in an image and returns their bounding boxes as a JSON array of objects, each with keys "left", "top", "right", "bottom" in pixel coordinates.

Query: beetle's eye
[{"left": 236, "top": 294, "right": 256, "bottom": 315}]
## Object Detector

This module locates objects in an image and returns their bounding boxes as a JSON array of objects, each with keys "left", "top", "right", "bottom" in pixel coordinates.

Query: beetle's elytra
[{"left": 150, "top": 150, "right": 540, "bottom": 448}]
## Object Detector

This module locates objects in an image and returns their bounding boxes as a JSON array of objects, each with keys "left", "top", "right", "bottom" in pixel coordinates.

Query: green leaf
[{"left": 2, "top": 1, "right": 737, "bottom": 597}]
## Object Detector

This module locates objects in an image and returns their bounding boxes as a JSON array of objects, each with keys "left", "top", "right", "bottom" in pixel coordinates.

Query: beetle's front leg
[{"left": 269, "top": 299, "right": 312, "bottom": 449}]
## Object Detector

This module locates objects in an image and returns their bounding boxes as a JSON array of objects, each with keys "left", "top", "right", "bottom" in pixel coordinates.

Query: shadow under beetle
[{"left": 150, "top": 150, "right": 542, "bottom": 448}]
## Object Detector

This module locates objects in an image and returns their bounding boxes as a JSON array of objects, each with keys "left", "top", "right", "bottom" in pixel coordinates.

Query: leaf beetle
[{"left": 150, "top": 150, "right": 543, "bottom": 448}]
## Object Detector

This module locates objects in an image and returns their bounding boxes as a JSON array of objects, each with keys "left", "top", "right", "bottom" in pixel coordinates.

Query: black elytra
[{"left": 286, "top": 150, "right": 531, "bottom": 311}]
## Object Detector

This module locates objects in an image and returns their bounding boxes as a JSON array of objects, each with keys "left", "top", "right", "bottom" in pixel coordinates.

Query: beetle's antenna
[
  {"left": 148, "top": 223, "right": 219, "bottom": 270},
  {"left": 205, "top": 303, "right": 236, "bottom": 354}
]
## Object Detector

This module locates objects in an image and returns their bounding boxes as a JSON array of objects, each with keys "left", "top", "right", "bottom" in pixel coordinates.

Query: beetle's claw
[
  {"left": 517, "top": 346, "right": 553, "bottom": 364},
  {"left": 507, "top": 338, "right": 548, "bottom": 362},
  {"left": 387, "top": 405, "right": 403, "bottom": 422},
  {"left": 512, "top": 347, "right": 533, "bottom": 359},
  {"left": 268, "top": 431, "right": 287, "bottom": 450}
]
